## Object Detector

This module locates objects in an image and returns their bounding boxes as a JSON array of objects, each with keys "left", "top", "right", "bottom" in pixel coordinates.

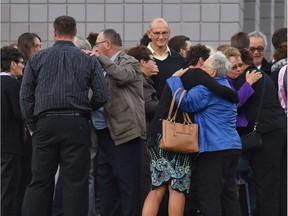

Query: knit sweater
[{"left": 150, "top": 49, "right": 186, "bottom": 99}]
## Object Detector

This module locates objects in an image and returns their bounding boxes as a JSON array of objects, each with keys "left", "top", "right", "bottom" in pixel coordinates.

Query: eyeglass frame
[
  {"left": 150, "top": 31, "right": 170, "bottom": 38},
  {"left": 231, "top": 63, "right": 244, "bottom": 70},
  {"left": 18, "top": 59, "right": 24, "bottom": 64},
  {"left": 95, "top": 40, "right": 108, "bottom": 46},
  {"left": 249, "top": 46, "right": 265, "bottom": 53}
]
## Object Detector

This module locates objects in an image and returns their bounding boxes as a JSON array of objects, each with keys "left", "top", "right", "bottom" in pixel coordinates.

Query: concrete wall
[{"left": 1, "top": 0, "right": 287, "bottom": 60}]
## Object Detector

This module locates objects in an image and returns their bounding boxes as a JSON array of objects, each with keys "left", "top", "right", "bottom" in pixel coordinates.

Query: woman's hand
[
  {"left": 172, "top": 68, "right": 189, "bottom": 77},
  {"left": 83, "top": 49, "right": 100, "bottom": 57},
  {"left": 246, "top": 70, "right": 262, "bottom": 85}
]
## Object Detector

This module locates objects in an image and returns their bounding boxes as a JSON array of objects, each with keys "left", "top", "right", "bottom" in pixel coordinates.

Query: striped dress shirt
[{"left": 20, "top": 40, "right": 109, "bottom": 131}]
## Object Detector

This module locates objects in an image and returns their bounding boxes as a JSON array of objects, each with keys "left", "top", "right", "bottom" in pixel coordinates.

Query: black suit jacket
[
  {"left": 234, "top": 65, "right": 286, "bottom": 134},
  {"left": 1, "top": 75, "right": 24, "bottom": 154},
  {"left": 260, "top": 58, "right": 272, "bottom": 77}
]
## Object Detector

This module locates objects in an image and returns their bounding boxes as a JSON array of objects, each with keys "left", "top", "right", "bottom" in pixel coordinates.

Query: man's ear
[
  {"left": 199, "top": 57, "right": 204, "bottom": 65},
  {"left": 147, "top": 30, "right": 152, "bottom": 39},
  {"left": 9, "top": 61, "right": 17, "bottom": 71},
  {"left": 179, "top": 48, "right": 186, "bottom": 57},
  {"left": 139, "top": 59, "right": 146, "bottom": 66},
  {"left": 212, "top": 69, "right": 217, "bottom": 78},
  {"left": 106, "top": 40, "right": 112, "bottom": 49}
]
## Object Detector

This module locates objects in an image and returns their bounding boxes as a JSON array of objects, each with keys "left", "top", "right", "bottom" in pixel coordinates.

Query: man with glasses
[
  {"left": 248, "top": 31, "right": 272, "bottom": 76},
  {"left": 147, "top": 18, "right": 186, "bottom": 99},
  {"left": 88, "top": 28, "right": 146, "bottom": 216},
  {"left": 1, "top": 46, "right": 25, "bottom": 216}
]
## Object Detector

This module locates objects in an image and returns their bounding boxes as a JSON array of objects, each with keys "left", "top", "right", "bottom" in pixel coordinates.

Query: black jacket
[
  {"left": 235, "top": 65, "right": 286, "bottom": 134},
  {"left": 260, "top": 58, "right": 272, "bottom": 77},
  {"left": 1, "top": 75, "right": 24, "bottom": 154}
]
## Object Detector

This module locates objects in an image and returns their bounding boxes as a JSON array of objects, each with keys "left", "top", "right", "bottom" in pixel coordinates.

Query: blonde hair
[{"left": 221, "top": 47, "right": 241, "bottom": 59}]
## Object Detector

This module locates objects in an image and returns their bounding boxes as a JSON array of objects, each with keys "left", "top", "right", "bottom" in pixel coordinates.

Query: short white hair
[
  {"left": 207, "top": 51, "right": 232, "bottom": 77},
  {"left": 248, "top": 30, "right": 268, "bottom": 48}
]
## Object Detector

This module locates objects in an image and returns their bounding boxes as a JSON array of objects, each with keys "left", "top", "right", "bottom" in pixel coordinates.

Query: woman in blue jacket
[{"left": 167, "top": 52, "right": 242, "bottom": 216}]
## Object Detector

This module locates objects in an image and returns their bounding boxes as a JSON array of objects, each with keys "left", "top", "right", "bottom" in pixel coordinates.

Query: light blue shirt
[{"left": 91, "top": 51, "right": 121, "bottom": 130}]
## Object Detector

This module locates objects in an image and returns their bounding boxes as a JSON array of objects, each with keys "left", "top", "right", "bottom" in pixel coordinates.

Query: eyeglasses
[
  {"left": 231, "top": 63, "right": 243, "bottom": 70},
  {"left": 249, "top": 46, "right": 264, "bottom": 53},
  {"left": 17, "top": 59, "right": 24, "bottom": 65},
  {"left": 95, "top": 40, "right": 107, "bottom": 46},
  {"left": 151, "top": 31, "right": 169, "bottom": 38}
]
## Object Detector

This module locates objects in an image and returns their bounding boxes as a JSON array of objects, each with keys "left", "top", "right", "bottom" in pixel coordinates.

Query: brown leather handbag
[{"left": 160, "top": 88, "right": 199, "bottom": 154}]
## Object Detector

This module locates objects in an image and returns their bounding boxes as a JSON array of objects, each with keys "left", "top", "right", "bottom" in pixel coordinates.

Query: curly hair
[
  {"left": 186, "top": 44, "right": 210, "bottom": 66},
  {"left": 1, "top": 46, "right": 24, "bottom": 72}
]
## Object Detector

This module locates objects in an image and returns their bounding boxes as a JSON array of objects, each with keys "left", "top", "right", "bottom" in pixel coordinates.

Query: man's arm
[
  {"left": 97, "top": 53, "right": 141, "bottom": 85},
  {"left": 20, "top": 61, "right": 37, "bottom": 132},
  {"left": 167, "top": 76, "right": 208, "bottom": 113}
]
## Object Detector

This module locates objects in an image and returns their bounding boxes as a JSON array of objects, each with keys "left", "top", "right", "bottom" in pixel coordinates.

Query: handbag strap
[
  {"left": 171, "top": 89, "right": 187, "bottom": 121},
  {"left": 183, "top": 112, "right": 192, "bottom": 124},
  {"left": 168, "top": 87, "right": 182, "bottom": 120},
  {"left": 253, "top": 75, "right": 266, "bottom": 130}
]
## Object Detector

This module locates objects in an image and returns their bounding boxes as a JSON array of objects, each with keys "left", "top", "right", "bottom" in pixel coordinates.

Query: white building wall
[{"left": 1, "top": 0, "right": 287, "bottom": 60}]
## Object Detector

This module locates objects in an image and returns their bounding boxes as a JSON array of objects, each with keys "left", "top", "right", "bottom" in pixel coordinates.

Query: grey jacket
[{"left": 97, "top": 51, "right": 146, "bottom": 145}]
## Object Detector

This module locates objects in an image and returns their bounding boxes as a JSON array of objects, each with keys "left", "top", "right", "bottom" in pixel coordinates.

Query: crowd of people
[{"left": 1, "top": 15, "right": 287, "bottom": 216}]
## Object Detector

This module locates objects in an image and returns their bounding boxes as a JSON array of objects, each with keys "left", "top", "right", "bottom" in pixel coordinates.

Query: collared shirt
[
  {"left": 147, "top": 43, "right": 171, "bottom": 61},
  {"left": 91, "top": 51, "right": 121, "bottom": 130},
  {"left": 92, "top": 70, "right": 107, "bottom": 130},
  {"left": 0, "top": 71, "right": 15, "bottom": 78},
  {"left": 20, "top": 40, "right": 109, "bottom": 131}
]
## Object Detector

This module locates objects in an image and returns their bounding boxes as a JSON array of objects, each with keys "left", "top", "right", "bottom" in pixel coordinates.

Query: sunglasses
[
  {"left": 249, "top": 46, "right": 264, "bottom": 53},
  {"left": 231, "top": 63, "right": 243, "bottom": 70}
]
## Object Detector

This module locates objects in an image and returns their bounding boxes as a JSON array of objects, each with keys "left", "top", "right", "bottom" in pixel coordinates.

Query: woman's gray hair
[
  {"left": 248, "top": 30, "right": 268, "bottom": 48},
  {"left": 74, "top": 36, "right": 92, "bottom": 50},
  {"left": 207, "top": 51, "right": 232, "bottom": 77}
]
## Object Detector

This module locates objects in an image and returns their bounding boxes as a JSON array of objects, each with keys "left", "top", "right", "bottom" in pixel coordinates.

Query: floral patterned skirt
[{"left": 148, "top": 133, "right": 191, "bottom": 194}]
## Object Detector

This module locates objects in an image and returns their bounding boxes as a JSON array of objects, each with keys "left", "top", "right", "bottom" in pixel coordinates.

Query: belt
[{"left": 39, "top": 112, "right": 89, "bottom": 118}]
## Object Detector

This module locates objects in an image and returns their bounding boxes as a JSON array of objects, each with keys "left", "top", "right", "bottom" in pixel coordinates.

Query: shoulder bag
[
  {"left": 159, "top": 88, "right": 199, "bottom": 154},
  {"left": 241, "top": 76, "right": 266, "bottom": 152}
]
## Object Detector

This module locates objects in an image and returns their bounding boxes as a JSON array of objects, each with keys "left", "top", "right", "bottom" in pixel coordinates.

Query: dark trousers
[
  {"left": 22, "top": 116, "right": 91, "bottom": 216},
  {"left": 52, "top": 147, "right": 97, "bottom": 216},
  {"left": 187, "top": 152, "right": 241, "bottom": 216},
  {"left": 249, "top": 128, "right": 287, "bottom": 216},
  {"left": 52, "top": 176, "right": 64, "bottom": 216},
  {"left": 96, "top": 128, "right": 143, "bottom": 216},
  {"left": 17, "top": 133, "right": 33, "bottom": 216},
  {"left": 140, "top": 146, "right": 151, "bottom": 209},
  {"left": 1, "top": 153, "right": 21, "bottom": 216}
]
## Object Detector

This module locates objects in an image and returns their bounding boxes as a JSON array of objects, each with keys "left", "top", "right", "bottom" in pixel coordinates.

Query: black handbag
[
  {"left": 241, "top": 76, "right": 265, "bottom": 152},
  {"left": 241, "top": 129, "right": 262, "bottom": 151}
]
